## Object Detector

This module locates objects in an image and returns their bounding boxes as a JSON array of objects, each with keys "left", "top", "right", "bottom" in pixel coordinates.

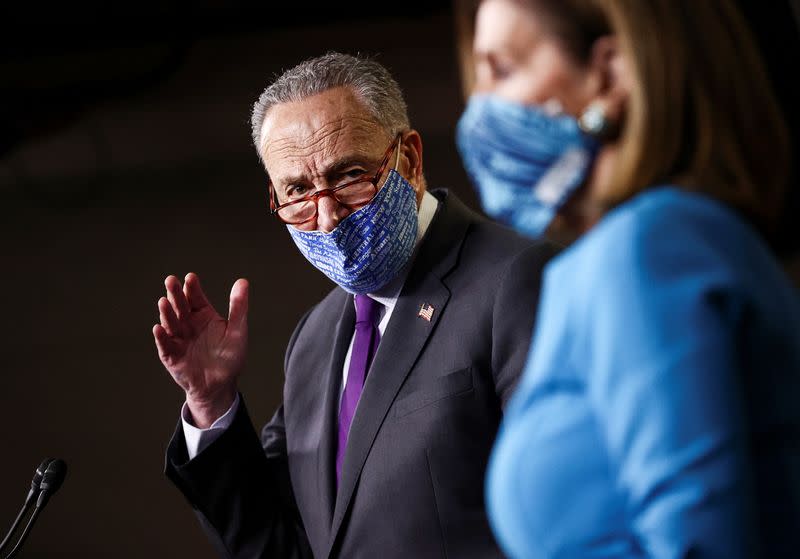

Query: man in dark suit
[{"left": 153, "top": 53, "right": 556, "bottom": 558}]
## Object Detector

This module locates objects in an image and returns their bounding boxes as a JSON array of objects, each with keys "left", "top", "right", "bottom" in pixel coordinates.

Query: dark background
[{"left": 0, "top": 1, "right": 797, "bottom": 557}]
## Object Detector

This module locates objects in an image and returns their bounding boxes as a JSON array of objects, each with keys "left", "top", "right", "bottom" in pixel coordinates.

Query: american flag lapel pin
[{"left": 418, "top": 303, "right": 435, "bottom": 322}]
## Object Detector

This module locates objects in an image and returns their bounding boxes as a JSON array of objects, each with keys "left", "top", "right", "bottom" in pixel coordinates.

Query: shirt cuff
[{"left": 181, "top": 393, "right": 241, "bottom": 460}]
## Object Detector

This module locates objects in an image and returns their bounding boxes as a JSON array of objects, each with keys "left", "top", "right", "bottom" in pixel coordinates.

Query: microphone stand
[
  {"left": 0, "top": 459, "right": 52, "bottom": 556},
  {"left": 0, "top": 458, "right": 66, "bottom": 559},
  {"left": 3, "top": 507, "right": 42, "bottom": 559},
  {"left": 0, "top": 507, "right": 31, "bottom": 556}
]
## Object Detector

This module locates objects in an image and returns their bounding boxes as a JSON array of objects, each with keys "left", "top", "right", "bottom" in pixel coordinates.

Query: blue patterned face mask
[
  {"left": 287, "top": 167, "right": 419, "bottom": 294},
  {"left": 456, "top": 95, "right": 598, "bottom": 238}
]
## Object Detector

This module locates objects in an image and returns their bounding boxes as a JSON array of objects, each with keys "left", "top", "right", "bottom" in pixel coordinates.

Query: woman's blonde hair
[{"left": 457, "top": 0, "right": 791, "bottom": 232}]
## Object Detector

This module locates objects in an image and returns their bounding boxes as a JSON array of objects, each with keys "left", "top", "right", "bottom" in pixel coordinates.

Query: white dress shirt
[{"left": 183, "top": 191, "right": 439, "bottom": 459}]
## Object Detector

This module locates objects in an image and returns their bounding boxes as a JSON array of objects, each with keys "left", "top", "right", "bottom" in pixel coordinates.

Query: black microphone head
[
  {"left": 30, "top": 458, "right": 54, "bottom": 492},
  {"left": 39, "top": 459, "right": 67, "bottom": 496}
]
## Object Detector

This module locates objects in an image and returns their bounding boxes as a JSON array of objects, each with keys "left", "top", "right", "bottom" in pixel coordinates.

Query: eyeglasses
[{"left": 269, "top": 134, "right": 402, "bottom": 226}]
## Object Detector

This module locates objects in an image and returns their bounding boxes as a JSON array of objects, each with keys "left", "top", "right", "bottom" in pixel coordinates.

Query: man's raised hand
[{"left": 153, "top": 273, "right": 249, "bottom": 428}]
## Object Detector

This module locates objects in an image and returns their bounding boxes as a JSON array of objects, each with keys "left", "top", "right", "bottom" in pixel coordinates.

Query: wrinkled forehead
[{"left": 259, "top": 88, "right": 390, "bottom": 182}]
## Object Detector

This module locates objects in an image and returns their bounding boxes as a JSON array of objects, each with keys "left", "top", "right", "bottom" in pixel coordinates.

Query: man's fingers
[
  {"left": 228, "top": 278, "right": 249, "bottom": 333},
  {"left": 165, "top": 275, "right": 191, "bottom": 319},
  {"left": 158, "top": 297, "right": 181, "bottom": 336},
  {"left": 153, "top": 324, "right": 181, "bottom": 362},
  {"left": 184, "top": 272, "right": 211, "bottom": 312}
]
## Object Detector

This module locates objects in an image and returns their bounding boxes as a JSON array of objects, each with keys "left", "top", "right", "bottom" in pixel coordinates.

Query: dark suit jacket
[{"left": 166, "top": 190, "right": 557, "bottom": 558}]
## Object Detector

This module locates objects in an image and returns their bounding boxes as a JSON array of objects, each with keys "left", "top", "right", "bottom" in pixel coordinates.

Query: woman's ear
[{"left": 581, "top": 36, "right": 631, "bottom": 135}]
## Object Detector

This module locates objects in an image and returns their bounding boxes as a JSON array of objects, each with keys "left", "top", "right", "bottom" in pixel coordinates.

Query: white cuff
[{"left": 181, "top": 393, "right": 241, "bottom": 460}]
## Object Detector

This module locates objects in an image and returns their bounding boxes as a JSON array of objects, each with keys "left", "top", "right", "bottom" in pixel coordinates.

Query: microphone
[
  {"left": 1, "top": 459, "right": 67, "bottom": 559},
  {"left": 0, "top": 459, "right": 54, "bottom": 554},
  {"left": 35, "top": 459, "right": 66, "bottom": 509}
]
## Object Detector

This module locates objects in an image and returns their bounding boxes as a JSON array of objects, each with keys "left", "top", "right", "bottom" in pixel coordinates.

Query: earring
[{"left": 578, "top": 102, "right": 612, "bottom": 139}]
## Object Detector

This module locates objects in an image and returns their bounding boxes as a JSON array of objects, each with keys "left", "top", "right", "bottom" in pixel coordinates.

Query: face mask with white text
[{"left": 288, "top": 168, "right": 418, "bottom": 294}]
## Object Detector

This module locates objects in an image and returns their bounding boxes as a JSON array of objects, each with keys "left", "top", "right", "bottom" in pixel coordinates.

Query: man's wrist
[{"left": 185, "top": 387, "right": 237, "bottom": 429}]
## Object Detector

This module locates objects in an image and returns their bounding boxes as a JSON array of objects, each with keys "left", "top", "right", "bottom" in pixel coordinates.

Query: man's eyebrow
[
  {"left": 275, "top": 154, "right": 378, "bottom": 189},
  {"left": 326, "top": 155, "right": 378, "bottom": 177}
]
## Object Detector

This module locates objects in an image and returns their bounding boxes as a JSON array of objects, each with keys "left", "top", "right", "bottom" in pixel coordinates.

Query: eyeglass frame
[{"left": 268, "top": 133, "right": 403, "bottom": 226}]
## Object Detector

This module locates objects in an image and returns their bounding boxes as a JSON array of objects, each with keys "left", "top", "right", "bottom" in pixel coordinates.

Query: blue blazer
[{"left": 487, "top": 187, "right": 800, "bottom": 558}]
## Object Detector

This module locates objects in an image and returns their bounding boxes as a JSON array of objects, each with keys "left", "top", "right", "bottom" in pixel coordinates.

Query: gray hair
[{"left": 250, "top": 52, "right": 410, "bottom": 159}]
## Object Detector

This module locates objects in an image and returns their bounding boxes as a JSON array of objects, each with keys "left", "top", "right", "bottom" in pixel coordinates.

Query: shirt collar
[{"left": 365, "top": 190, "right": 439, "bottom": 309}]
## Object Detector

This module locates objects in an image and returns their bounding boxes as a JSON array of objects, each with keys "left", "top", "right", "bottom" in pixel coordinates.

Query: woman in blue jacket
[{"left": 456, "top": 0, "right": 800, "bottom": 557}]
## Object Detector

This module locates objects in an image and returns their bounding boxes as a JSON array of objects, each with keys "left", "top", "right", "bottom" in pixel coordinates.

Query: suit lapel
[
  {"left": 316, "top": 292, "right": 355, "bottom": 534},
  {"left": 326, "top": 191, "right": 472, "bottom": 555}
]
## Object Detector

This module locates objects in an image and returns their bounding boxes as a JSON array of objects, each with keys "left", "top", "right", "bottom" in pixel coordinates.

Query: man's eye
[
  {"left": 334, "top": 169, "right": 368, "bottom": 187},
  {"left": 286, "top": 184, "right": 311, "bottom": 198},
  {"left": 344, "top": 168, "right": 367, "bottom": 179}
]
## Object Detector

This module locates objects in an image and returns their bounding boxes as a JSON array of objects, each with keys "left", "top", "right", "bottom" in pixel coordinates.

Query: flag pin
[{"left": 418, "top": 303, "right": 434, "bottom": 322}]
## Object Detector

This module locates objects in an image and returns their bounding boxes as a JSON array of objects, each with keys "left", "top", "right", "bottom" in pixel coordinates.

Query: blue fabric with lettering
[{"left": 288, "top": 169, "right": 418, "bottom": 294}]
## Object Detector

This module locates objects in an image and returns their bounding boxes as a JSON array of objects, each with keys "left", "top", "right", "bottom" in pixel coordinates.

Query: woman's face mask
[{"left": 456, "top": 94, "right": 599, "bottom": 239}]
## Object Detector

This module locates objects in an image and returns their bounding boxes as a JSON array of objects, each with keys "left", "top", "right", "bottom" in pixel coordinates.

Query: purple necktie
[{"left": 336, "top": 294, "right": 382, "bottom": 483}]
